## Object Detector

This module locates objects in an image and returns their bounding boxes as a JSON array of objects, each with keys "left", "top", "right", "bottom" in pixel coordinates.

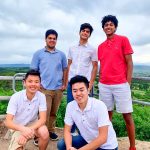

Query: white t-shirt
[
  {"left": 7, "top": 90, "right": 47, "bottom": 126},
  {"left": 65, "top": 97, "right": 118, "bottom": 149},
  {"left": 68, "top": 43, "right": 98, "bottom": 81}
]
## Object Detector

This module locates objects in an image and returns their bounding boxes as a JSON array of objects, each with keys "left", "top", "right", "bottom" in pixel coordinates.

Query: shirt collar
[
  {"left": 23, "top": 90, "right": 38, "bottom": 102},
  {"left": 78, "top": 42, "right": 88, "bottom": 47},
  {"left": 75, "top": 97, "right": 92, "bottom": 112},
  {"left": 44, "top": 47, "right": 58, "bottom": 53},
  {"left": 106, "top": 34, "right": 117, "bottom": 42}
]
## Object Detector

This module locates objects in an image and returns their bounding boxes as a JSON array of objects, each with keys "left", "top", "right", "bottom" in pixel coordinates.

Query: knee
[
  {"left": 57, "top": 139, "right": 66, "bottom": 150},
  {"left": 37, "top": 125, "right": 49, "bottom": 140},
  {"left": 123, "top": 113, "right": 134, "bottom": 125}
]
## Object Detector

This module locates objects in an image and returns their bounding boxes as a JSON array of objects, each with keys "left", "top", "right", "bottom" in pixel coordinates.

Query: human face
[
  {"left": 72, "top": 82, "right": 88, "bottom": 107},
  {"left": 103, "top": 21, "right": 116, "bottom": 37},
  {"left": 45, "top": 34, "right": 57, "bottom": 50},
  {"left": 80, "top": 28, "right": 91, "bottom": 41},
  {"left": 24, "top": 75, "right": 40, "bottom": 94}
]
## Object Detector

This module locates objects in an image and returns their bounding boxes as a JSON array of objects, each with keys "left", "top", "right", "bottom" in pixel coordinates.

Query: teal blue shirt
[{"left": 30, "top": 47, "right": 67, "bottom": 90}]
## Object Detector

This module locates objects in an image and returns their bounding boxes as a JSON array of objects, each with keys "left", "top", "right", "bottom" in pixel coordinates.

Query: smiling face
[
  {"left": 79, "top": 28, "right": 91, "bottom": 41},
  {"left": 103, "top": 21, "right": 116, "bottom": 37},
  {"left": 45, "top": 34, "right": 57, "bottom": 50},
  {"left": 72, "top": 82, "right": 88, "bottom": 106},
  {"left": 24, "top": 75, "right": 40, "bottom": 94}
]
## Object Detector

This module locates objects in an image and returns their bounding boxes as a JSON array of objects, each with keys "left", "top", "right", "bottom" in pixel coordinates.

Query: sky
[{"left": 0, "top": 0, "right": 150, "bottom": 65}]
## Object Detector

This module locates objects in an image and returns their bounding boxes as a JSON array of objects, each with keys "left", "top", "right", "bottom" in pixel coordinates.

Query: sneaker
[
  {"left": 33, "top": 137, "right": 38, "bottom": 146},
  {"left": 49, "top": 132, "right": 59, "bottom": 141}
]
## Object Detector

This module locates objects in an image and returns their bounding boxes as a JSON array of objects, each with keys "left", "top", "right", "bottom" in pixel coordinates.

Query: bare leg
[
  {"left": 123, "top": 113, "right": 135, "bottom": 148},
  {"left": 108, "top": 110, "right": 113, "bottom": 121},
  {"left": 36, "top": 125, "right": 49, "bottom": 150}
]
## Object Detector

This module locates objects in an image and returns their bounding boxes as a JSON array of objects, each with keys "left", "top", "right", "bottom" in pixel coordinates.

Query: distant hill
[
  {"left": 0, "top": 64, "right": 29, "bottom": 68},
  {"left": 0, "top": 64, "right": 150, "bottom": 76},
  {"left": 133, "top": 65, "right": 150, "bottom": 73}
]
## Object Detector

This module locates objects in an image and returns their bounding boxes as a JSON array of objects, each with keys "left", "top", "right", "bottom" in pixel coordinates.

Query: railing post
[{"left": 12, "top": 73, "right": 26, "bottom": 93}]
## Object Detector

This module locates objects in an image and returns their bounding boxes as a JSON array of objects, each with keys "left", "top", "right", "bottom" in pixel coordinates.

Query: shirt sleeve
[
  {"left": 6, "top": 94, "right": 18, "bottom": 115},
  {"left": 67, "top": 47, "right": 72, "bottom": 60},
  {"left": 91, "top": 48, "right": 98, "bottom": 61},
  {"left": 30, "top": 51, "right": 40, "bottom": 70},
  {"left": 64, "top": 104, "right": 74, "bottom": 126},
  {"left": 122, "top": 36, "right": 134, "bottom": 55},
  {"left": 96, "top": 101, "right": 110, "bottom": 127},
  {"left": 39, "top": 93, "right": 47, "bottom": 112}
]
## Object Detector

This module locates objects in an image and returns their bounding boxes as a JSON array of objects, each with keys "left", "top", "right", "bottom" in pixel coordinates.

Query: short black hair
[
  {"left": 24, "top": 69, "right": 41, "bottom": 81},
  {"left": 101, "top": 15, "right": 118, "bottom": 28},
  {"left": 80, "top": 23, "right": 93, "bottom": 35},
  {"left": 70, "top": 75, "right": 89, "bottom": 89},
  {"left": 45, "top": 29, "right": 58, "bottom": 39}
]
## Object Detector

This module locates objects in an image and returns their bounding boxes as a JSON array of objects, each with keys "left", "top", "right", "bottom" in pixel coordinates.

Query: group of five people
[{"left": 5, "top": 15, "right": 136, "bottom": 150}]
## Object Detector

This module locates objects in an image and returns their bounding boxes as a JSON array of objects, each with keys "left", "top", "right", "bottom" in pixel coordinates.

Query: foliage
[
  {"left": 112, "top": 105, "right": 150, "bottom": 141},
  {"left": 0, "top": 67, "right": 150, "bottom": 141},
  {"left": 56, "top": 96, "right": 67, "bottom": 127},
  {"left": 0, "top": 101, "right": 8, "bottom": 114}
]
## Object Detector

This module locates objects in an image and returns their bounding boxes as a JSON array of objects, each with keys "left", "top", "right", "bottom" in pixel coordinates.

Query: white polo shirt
[
  {"left": 65, "top": 97, "right": 118, "bottom": 149},
  {"left": 6, "top": 90, "right": 47, "bottom": 126},
  {"left": 68, "top": 43, "right": 98, "bottom": 81}
]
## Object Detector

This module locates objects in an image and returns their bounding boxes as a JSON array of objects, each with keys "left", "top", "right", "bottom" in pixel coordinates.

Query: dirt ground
[{"left": 0, "top": 121, "right": 150, "bottom": 150}]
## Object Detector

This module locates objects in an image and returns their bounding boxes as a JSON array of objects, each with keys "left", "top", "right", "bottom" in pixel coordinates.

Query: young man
[
  {"left": 67, "top": 23, "right": 98, "bottom": 133},
  {"left": 57, "top": 75, "right": 118, "bottom": 150},
  {"left": 30, "top": 29, "right": 67, "bottom": 140},
  {"left": 5, "top": 70, "right": 49, "bottom": 150},
  {"left": 98, "top": 15, "right": 136, "bottom": 150}
]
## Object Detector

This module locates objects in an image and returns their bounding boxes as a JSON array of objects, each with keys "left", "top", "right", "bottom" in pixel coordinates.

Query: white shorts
[{"left": 99, "top": 82, "right": 133, "bottom": 113}]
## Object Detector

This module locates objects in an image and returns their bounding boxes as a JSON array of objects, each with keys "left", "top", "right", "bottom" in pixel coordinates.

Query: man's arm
[
  {"left": 66, "top": 59, "right": 72, "bottom": 84},
  {"left": 89, "top": 61, "right": 98, "bottom": 93},
  {"left": 64, "top": 124, "right": 72, "bottom": 150},
  {"left": 125, "top": 54, "right": 133, "bottom": 85},
  {"left": 61, "top": 68, "right": 68, "bottom": 91},
  {"left": 29, "top": 111, "right": 46, "bottom": 130},
  {"left": 78, "top": 126, "right": 108, "bottom": 150},
  {"left": 4, "top": 114, "right": 34, "bottom": 139}
]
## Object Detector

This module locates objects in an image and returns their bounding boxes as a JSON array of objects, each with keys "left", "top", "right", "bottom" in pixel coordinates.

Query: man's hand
[
  {"left": 17, "top": 135, "right": 27, "bottom": 146},
  {"left": 20, "top": 126, "right": 35, "bottom": 139},
  {"left": 68, "top": 147, "right": 78, "bottom": 150},
  {"left": 61, "top": 85, "right": 67, "bottom": 91}
]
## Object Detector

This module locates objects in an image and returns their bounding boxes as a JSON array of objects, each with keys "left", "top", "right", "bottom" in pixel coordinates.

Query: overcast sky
[{"left": 0, "top": 0, "right": 150, "bottom": 65}]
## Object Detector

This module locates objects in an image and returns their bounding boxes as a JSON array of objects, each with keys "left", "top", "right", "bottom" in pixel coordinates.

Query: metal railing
[{"left": 0, "top": 74, "right": 150, "bottom": 106}]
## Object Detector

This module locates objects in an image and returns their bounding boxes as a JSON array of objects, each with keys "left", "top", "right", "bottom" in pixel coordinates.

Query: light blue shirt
[{"left": 30, "top": 47, "right": 67, "bottom": 90}]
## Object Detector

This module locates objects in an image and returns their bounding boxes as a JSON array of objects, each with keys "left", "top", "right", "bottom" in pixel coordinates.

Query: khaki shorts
[
  {"left": 99, "top": 82, "right": 133, "bottom": 113},
  {"left": 8, "top": 121, "right": 36, "bottom": 150},
  {"left": 8, "top": 130, "right": 25, "bottom": 150}
]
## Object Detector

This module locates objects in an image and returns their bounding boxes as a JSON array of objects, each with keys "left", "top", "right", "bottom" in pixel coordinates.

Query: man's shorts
[
  {"left": 99, "top": 82, "right": 133, "bottom": 113},
  {"left": 8, "top": 121, "right": 36, "bottom": 150},
  {"left": 8, "top": 130, "right": 24, "bottom": 150}
]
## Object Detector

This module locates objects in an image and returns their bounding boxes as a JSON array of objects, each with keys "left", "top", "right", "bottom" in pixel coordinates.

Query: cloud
[{"left": 0, "top": 0, "right": 150, "bottom": 65}]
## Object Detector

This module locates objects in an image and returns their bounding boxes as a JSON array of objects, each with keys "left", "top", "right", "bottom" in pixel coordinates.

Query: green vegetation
[{"left": 0, "top": 67, "right": 150, "bottom": 141}]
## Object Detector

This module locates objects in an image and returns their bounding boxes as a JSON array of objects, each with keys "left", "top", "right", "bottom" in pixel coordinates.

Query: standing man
[
  {"left": 5, "top": 70, "right": 49, "bottom": 150},
  {"left": 67, "top": 23, "right": 98, "bottom": 133},
  {"left": 31, "top": 29, "right": 67, "bottom": 141},
  {"left": 57, "top": 75, "right": 118, "bottom": 150},
  {"left": 98, "top": 15, "right": 136, "bottom": 150}
]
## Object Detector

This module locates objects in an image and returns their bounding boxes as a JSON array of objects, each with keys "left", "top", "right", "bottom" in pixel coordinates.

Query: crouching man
[
  {"left": 57, "top": 75, "right": 118, "bottom": 150},
  {"left": 4, "top": 70, "right": 49, "bottom": 150}
]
